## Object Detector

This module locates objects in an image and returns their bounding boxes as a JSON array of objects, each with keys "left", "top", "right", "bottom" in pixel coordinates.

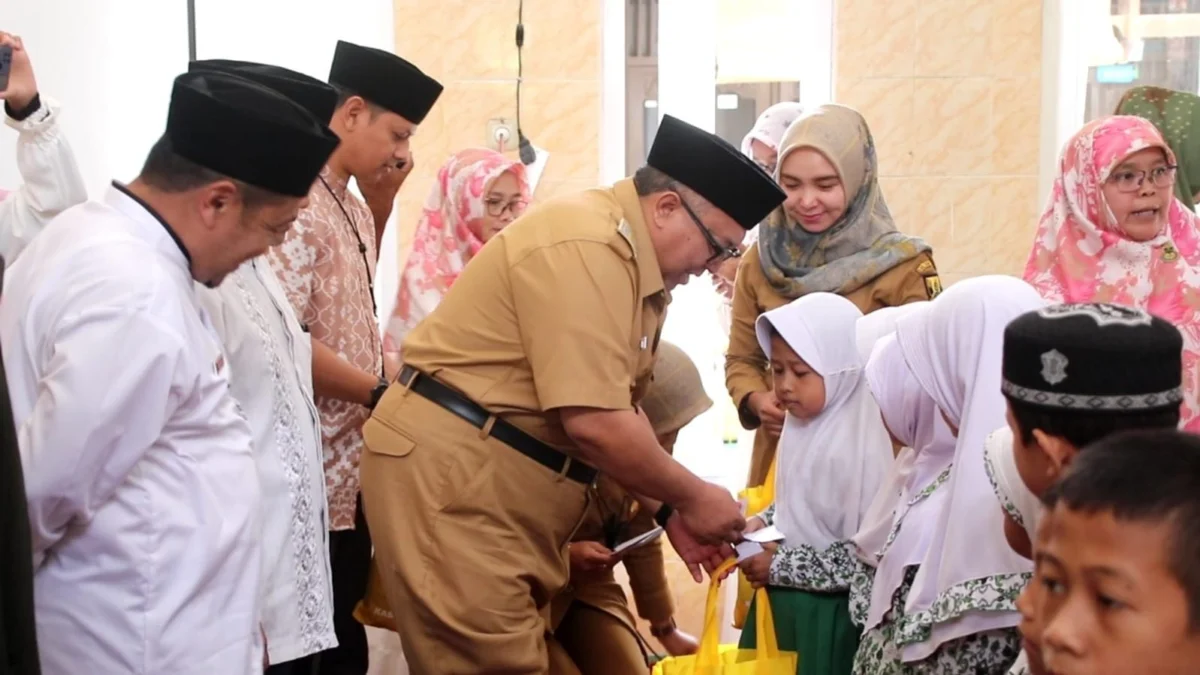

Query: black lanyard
[{"left": 317, "top": 175, "right": 384, "bottom": 377}]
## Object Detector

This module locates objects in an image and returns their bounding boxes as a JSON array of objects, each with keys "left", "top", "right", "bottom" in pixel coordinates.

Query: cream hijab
[
  {"left": 754, "top": 293, "right": 894, "bottom": 550},
  {"left": 893, "top": 275, "right": 1045, "bottom": 661},
  {"left": 757, "top": 104, "right": 931, "bottom": 298}
]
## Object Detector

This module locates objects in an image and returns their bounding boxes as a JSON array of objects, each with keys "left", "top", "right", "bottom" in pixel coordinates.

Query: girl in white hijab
[
  {"left": 737, "top": 292, "right": 894, "bottom": 675},
  {"left": 849, "top": 303, "right": 930, "bottom": 563},
  {"left": 741, "top": 102, "right": 807, "bottom": 175},
  {"left": 852, "top": 276, "right": 1044, "bottom": 674}
]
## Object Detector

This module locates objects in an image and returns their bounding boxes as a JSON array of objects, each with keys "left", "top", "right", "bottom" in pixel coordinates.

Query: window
[{"left": 1082, "top": 0, "right": 1200, "bottom": 122}]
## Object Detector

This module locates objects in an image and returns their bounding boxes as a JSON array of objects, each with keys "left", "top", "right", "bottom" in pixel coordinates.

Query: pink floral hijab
[
  {"left": 1024, "top": 115, "right": 1200, "bottom": 429},
  {"left": 384, "top": 148, "right": 530, "bottom": 352}
]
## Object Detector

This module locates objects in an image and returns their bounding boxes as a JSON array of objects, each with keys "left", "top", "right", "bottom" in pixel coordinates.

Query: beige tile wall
[
  {"left": 391, "top": 0, "right": 603, "bottom": 257},
  {"left": 836, "top": 0, "right": 1044, "bottom": 285}
]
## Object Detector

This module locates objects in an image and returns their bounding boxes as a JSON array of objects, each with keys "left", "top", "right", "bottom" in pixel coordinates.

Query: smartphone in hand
[{"left": 0, "top": 45, "right": 12, "bottom": 94}]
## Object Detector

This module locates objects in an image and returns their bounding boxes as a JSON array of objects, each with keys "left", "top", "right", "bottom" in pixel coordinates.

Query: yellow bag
[
  {"left": 653, "top": 559, "right": 797, "bottom": 675},
  {"left": 733, "top": 458, "right": 776, "bottom": 629}
]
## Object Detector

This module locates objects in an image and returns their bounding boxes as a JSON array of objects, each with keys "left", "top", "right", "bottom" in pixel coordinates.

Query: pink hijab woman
[
  {"left": 1024, "top": 115, "right": 1200, "bottom": 429},
  {"left": 384, "top": 148, "right": 531, "bottom": 353}
]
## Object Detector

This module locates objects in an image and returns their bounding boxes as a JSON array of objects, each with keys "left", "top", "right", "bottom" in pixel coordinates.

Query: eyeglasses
[
  {"left": 1107, "top": 165, "right": 1178, "bottom": 193},
  {"left": 678, "top": 196, "right": 741, "bottom": 264},
  {"left": 484, "top": 198, "right": 529, "bottom": 218}
]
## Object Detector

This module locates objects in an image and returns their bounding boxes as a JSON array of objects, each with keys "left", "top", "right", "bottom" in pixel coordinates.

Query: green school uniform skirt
[{"left": 739, "top": 587, "right": 861, "bottom": 675}]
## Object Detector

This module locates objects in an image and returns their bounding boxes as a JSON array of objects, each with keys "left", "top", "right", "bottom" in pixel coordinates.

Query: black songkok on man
[
  {"left": 187, "top": 59, "right": 338, "bottom": 123},
  {"left": 1002, "top": 302, "right": 1184, "bottom": 414},
  {"left": 647, "top": 114, "right": 785, "bottom": 230},
  {"left": 328, "top": 40, "right": 443, "bottom": 124},
  {"left": 167, "top": 71, "right": 340, "bottom": 198}
]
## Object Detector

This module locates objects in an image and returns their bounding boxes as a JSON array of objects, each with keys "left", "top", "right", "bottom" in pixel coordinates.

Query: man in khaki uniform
[{"left": 360, "top": 115, "right": 785, "bottom": 674}]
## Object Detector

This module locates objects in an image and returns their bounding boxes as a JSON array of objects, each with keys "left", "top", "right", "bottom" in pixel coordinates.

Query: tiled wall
[
  {"left": 835, "top": 0, "right": 1044, "bottom": 285},
  {"left": 391, "top": 0, "right": 603, "bottom": 256}
]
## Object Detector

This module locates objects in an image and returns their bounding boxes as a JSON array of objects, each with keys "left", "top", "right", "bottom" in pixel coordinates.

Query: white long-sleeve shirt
[
  {"left": 0, "top": 96, "right": 87, "bottom": 263},
  {"left": 197, "top": 257, "right": 337, "bottom": 665},
  {"left": 0, "top": 183, "right": 263, "bottom": 675}
]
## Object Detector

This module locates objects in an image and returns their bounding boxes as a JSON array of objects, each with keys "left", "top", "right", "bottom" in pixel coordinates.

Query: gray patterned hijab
[{"left": 758, "top": 104, "right": 930, "bottom": 299}]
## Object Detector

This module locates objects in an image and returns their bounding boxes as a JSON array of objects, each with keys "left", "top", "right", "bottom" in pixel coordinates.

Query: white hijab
[
  {"left": 857, "top": 332, "right": 957, "bottom": 633},
  {"left": 755, "top": 293, "right": 894, "bottom": 550},
  {"left": 894, "top": 275, "right": 1045, "bottom": 661},
  {"left": 740, "top": 102, "right": 807, "bottom": 158},
  {"left": 850, "top": 303, "right": 931, "bottom": 565},
  {"left": 984, "top": 425, "right": 1042, "bottom": 546}
]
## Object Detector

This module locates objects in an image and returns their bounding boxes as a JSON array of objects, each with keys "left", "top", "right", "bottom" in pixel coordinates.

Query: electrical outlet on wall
[{"left": 487, "top": 118, "right": 517, "bottom": 152}]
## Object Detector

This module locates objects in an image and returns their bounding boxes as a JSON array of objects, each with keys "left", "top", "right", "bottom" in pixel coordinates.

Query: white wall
[
  {"left": 1039, "top": 0, "right": 1087, "bottom": 206},
  {"left": 0, "top": 0, "right": 188, "bottom": 196},
  {"left": 0, "top": 0, "right": 398, "bottom": 324}
]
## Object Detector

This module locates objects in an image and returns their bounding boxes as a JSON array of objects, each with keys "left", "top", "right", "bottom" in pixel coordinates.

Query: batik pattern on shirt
[
  {"left": 853, "top": 567, "right": 1021, "bottom": 675},
  {"left": 269, "top": 166, "right": 382, "bottom": 530}
]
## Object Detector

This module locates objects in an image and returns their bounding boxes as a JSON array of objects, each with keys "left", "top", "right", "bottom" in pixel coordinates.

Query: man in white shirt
[
  {"left": 0, "top": 70, "right": 338, "bottom": 675},
  {"left": 0, "top": 31, "right": 87, "bottom": 262},
  {"left": 190, "top": 58, "right": 340, "bottom": 675}
]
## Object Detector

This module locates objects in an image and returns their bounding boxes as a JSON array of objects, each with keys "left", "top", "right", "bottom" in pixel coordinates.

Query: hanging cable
[{"left": 515, "top": 0, "right": 536, "bottom": 164}]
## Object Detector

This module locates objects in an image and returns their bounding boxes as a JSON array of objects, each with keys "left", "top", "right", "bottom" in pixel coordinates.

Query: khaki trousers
[
  {"left": 553, "top": 602, "right": 649, "bottom": 675},
  {"left": 360, "top": 388, "right": 590, "bottom": 674}
]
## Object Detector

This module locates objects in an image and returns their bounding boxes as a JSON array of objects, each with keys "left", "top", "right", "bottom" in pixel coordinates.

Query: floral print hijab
[
  {"left": 385, "top": 148, "right": 530, "bottom": 351},
  {"left": 1023, "top": 115, "right": 1200, "bottom": 429}
]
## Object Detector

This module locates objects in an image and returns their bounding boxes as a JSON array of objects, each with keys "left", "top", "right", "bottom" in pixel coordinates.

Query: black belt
[{"left": 399, "top": 366, "right": 598, "bottom": 485}]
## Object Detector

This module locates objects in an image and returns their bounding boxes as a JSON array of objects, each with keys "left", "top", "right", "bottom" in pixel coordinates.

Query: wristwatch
[
  {"left": 653, "top": 503, "right": 674, "bottom": 528},
  {"left": 368, "top": 377, "right": 388, "bottom": 410}
]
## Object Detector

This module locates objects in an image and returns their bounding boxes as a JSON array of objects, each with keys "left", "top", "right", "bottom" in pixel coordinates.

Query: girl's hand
[
  {"left": 738, "top": 542, "right": 777, "bottom": 589},
  {"left": 749, "top": 392, "right": 785, "bottom": 438}
]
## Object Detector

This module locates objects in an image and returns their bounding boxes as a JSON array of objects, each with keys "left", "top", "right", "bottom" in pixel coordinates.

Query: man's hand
[
  {"left": 568, "top": 541, "right": 615, "bottom": 584},
  {"left": 675, "top": 481, "right": 745, "bottom": 545},
  {"left": 748, "top": 391, "right": 786, "bottom": 438},
  {"left": 738, "top": 542, "right": 777, "bottom": 589},
  {"left": 0, "top": 33, "right": 38, "bottom": 112},
  {"left": 743, "top": 515, "right": 766, "bottom": 534},
  {"left": 664, "top": 512, "right": 735, "bottom": 583},
  {"left": 360, "top": 155, "right": 414, "bottom": 236},
  {"left": 656, "top": 624, "right": 699, "bottom": 657},
  {"left": 711, "top": 257, "right": 739, "bottom": 300},
  {"left": 359, "top": 157, "right": 413, "bottom": 204}
]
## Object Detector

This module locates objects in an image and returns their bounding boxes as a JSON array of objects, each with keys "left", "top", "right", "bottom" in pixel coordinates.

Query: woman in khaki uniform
[
  {"left": 548, "top": 342, "right": 713, "bottom": 674},
  {"left": 725, "top": 104, "right": 943, "bottom": 488}
]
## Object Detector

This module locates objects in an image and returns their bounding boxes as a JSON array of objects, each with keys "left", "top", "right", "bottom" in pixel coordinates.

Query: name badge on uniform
[
  {"left": 640, "top": 336, "right": 648, "bottom": 350},
  {"left": 618, "top": 220, "right": 637, "bottom": 258}
]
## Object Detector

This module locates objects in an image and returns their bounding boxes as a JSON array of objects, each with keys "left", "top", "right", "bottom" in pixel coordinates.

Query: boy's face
[
  {"left": 1036, "top": 503, "right": 1200, "bottom": 675},
  {"left": 768, "top": 334, "right": 825, "bottom": 420},
  {"left": 1018, "top": 513, "right": 1053, "bottom": 674},
  {"left": 1007, "top": 404, "right": 1073, "bottom": 497}
]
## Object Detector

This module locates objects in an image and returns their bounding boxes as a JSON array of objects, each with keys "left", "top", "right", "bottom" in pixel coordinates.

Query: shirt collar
[
  {"left": 318, "top": 164, "right": 350, "bottom": 199},
  {"left": 612, "top": 178, "right": 666, "bottom": 299},
  {"left": 106, "top": 182, "right": 194, "bottom": 274}
]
